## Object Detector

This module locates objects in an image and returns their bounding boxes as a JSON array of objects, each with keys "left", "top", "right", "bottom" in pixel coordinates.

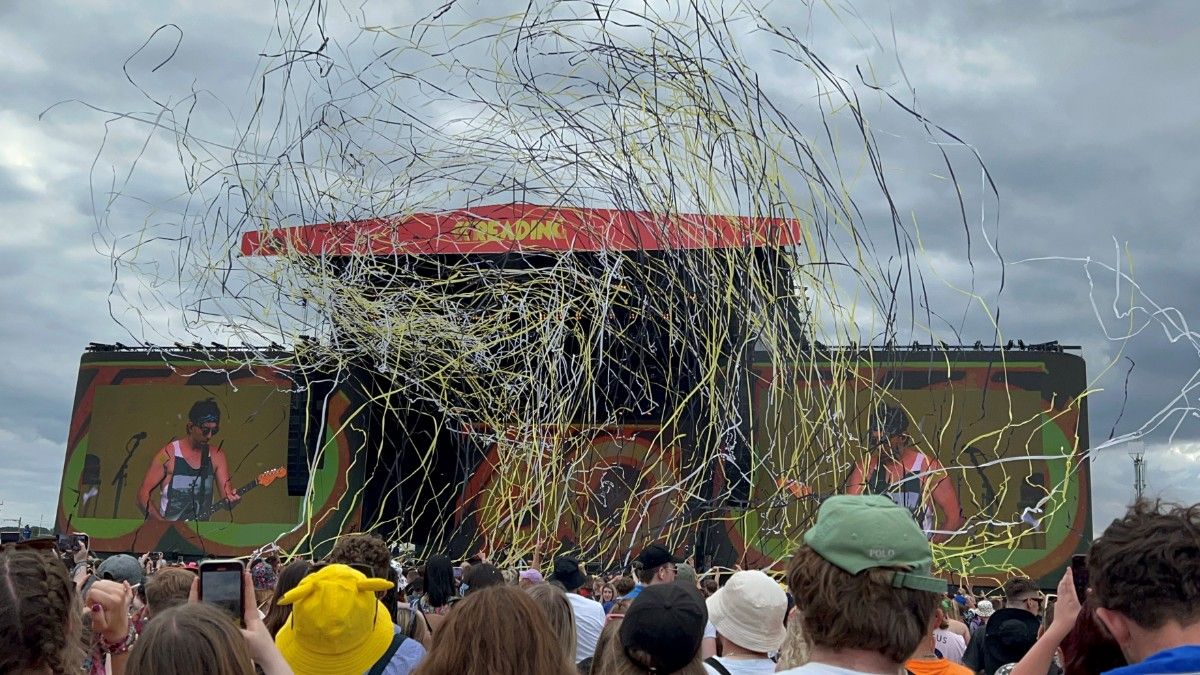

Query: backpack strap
[
  {"left": 704, "top": 656, "right": 734, "bottom": 675},
  {"left": 366, "top": 631, "right": 407, "bottom": 675}
]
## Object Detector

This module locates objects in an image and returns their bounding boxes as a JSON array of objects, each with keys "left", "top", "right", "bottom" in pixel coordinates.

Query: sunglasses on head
[{"left": 310, "top": 561, "right": 375, "bottom": 578}]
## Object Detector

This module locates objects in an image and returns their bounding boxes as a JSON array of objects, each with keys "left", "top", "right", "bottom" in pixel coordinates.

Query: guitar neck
[
  {"left": 200, "top": 482, "right": 259, "bottom": 519},
  {"left": 234, "top": 480, "right": 259, "bottom": 497}
]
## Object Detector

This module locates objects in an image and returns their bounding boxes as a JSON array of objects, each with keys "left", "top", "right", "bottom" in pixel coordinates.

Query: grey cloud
[{"left": 1, "top": 0, "right": 1199, "bottom": 527}]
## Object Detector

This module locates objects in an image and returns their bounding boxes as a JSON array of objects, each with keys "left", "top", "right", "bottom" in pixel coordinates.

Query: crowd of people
[{"left": 2, "top": 495, "right": 1197, "bottom": 675}]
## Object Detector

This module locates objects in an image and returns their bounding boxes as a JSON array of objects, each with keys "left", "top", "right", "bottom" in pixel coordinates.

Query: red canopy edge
[{"left": 239, "top": 203, "right": 802, "bottom": 256}]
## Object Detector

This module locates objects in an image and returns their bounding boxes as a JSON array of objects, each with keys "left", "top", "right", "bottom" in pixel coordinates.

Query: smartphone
[
  {"left": 199, "top": 559, "right": 245, "bottom": 624},
  {"left": 73, "top": 533, "right": 90, "bottom": 551},
  {"left": 1071, "top": 554, "right": 1089, "bottom": 599},
  {"left": 452, "top": 566, "right": 463, "bottom": 580}
]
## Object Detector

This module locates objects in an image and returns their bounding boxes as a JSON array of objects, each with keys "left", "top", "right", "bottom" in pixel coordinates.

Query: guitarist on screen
[{"left": 137, "top": 398, "right": 241, "bottom": 521}]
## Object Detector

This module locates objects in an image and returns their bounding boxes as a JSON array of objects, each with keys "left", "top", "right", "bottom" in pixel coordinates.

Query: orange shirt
[{"left": 907, "top": 658, "right": 974, "bottom": 675}]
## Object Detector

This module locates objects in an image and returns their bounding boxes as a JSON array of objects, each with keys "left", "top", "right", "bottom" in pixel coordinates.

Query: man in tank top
[{"left": 137, "top": 398, "right": 240, "bottom": 521}]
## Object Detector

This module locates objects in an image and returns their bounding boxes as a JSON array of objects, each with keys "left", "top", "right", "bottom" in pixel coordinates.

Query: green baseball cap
[{"left": 803, "top": 494, "right": 944, "bottom": 593}]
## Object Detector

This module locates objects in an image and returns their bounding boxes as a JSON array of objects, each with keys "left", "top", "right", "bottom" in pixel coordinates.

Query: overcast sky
[{"left": 1, "top": 1, "right": 1197, "bottom": 539}]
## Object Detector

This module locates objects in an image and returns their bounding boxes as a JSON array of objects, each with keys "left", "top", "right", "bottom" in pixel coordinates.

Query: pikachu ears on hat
[
  {"left": 358, "top": 578, "right": 393, "bottom": 593},
  {"left": 277, "top": 563, "right": 394, "bottom": 606}
]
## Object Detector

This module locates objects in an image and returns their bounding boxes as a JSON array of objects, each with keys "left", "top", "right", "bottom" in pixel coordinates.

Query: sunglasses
[
  {"left": 191, "top": 424, "right": 220, "bottom": 437},
  {"left": 310, "top": 562, "right": 375, "bottom": 578}
]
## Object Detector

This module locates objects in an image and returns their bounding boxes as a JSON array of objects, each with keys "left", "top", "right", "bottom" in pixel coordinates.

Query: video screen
[
  {"left": 56, "top": 351, "right": 357, "bottom": 557},
  {"left": 83, "top": 384, "right": 294, "bottom": 522}
]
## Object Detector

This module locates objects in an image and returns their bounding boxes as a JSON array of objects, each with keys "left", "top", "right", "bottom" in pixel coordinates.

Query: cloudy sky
[{"left": 1, "top": 0, "right": 1197, "bottom": 540}]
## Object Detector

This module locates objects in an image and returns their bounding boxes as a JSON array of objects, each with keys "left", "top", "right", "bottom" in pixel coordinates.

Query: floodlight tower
[{"left": 1129, "top": 441, "right": 1147, "bottom": 501}]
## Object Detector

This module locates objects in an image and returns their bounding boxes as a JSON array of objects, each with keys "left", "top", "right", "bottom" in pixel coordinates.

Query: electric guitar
[{"left": 198, "top": 467, "right": 287, "bottom": 521}]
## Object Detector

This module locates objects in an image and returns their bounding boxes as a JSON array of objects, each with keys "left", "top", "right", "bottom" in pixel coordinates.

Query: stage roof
[{"left": 240, "top": 203, "right": 802, "bottom": 257}]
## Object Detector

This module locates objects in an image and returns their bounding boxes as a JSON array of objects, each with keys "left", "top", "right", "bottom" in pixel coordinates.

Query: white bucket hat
[{"left": 705, "top": 570, "right": 788, "bottom": 653}]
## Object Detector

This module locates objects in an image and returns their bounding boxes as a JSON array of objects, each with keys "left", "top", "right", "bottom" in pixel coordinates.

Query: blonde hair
[
  {"left": 776, "top": 608, "right": 811, "bottom": 670},
  {"left": 527, "top": 583, "right": 578, "bottom": 665}
]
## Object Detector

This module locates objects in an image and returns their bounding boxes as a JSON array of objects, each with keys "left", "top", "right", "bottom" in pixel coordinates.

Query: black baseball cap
[
  {"left": 619, "top": 583, "right": 707, "bottom": 672},
  {"left": 548, "top": 555, "right": 588, "bottom": 591},
  {"left": 633, "top": 543, "right": 683, "bottom": 570}
]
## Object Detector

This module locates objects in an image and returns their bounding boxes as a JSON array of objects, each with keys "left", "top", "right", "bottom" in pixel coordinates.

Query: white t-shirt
[
  {"left": 566, "top": 591, "right": 606, "bottom": 663},
  {"left": 702, "top": 656, "right": 778, "bottom": 674},
  {"left": 776, "top": 662, "right": 888, "bottom": 675},
  {"left": 934, "top": 628, "right": 967, "bottom": 664}
]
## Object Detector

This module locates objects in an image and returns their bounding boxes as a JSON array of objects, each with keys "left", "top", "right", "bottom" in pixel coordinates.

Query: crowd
[{"left": 2, "top": 495, "right": 1197, "bottom": 675}]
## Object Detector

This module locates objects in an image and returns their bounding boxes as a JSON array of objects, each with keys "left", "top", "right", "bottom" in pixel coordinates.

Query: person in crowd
[
  {"left": 396, "top": 588, "right": 434, "bottom": 648},
  {"left": 275, "top": 563, "right": 426, "bottom": 675},
  {"left": 600, "top": 582, "right": 618, "bottom": 613},
  {"left": 624, "top": 543, "right": 683, "bottom": 601},
  {"left": 88, "top": 552, "right": 145, "bottom": 592},
  {"left": 412, "top": 553, "right": 455, "bottom": 629},
  {"left": 1, "top": 546, "right": 88, "bottom": 675},
  {"left": 145, "top": 566, "right": 195, "bottom": 618},
  {"left": 595, "top": 583, "right": 709, "bottom": 675},
  {"left": 1059, "top": 596, "right": 1127, "bottom": 675},
  {"left": 1086, "top": 500, "right": 1200, "bottom": 675},
  {"left": 933, "top": 605, "right": 968, "bottom": 664},
  {"left": 413, "top": 585, "right": 575, "bottom": 675},
  {"left": 253, "top": 558, "right": 279, "bottom": 610},
  {"left": 127, "top": 603, "right": 279, "bottom": 674},
  {"left": 528, "top": 582, "right": 580, "bottom": 669},
  {"left": 326, "top": 533, "right": 398, "bottom": 616},
  {"left": 676, "top": 562, "right": 698, "bottom": 590},
  {"left": 698, "top": 577, "right": 719, "bottom": 598},
  {"left": 264, "top": 559, "right": 312, "bottom": 638},
  {"left": 549, "top": 555, "right": 609, "bottom": 666},
  {"left": 521, "top": 568, "right": 546, "bottom": 588},
  {"left": 778, "top": 494, "right": 945, "bottom": 675},
  {"left": 462, "top": 561, "right": 505, "bottom": 595},
  {"left": 968, "top": 600, "right": 996, "bottom": 632},
  {"left": 943, "top": 601, "right": 972, "bottom": 647},
  {"left": 613, "top": 576, "right": 636, "bottom": 599},
  {"left": 581, "top": 613, "right": 625, "bottom": 675},
  {"left": 963, "top": 577, "right": 1045, "bottom": 675},
  {"left": 701, "top": 569, "right": 787, "bottom": 674},
  {"left": 908, "top": 609, "right": 975, "bottom": 675},
  {"left": 592, "top": 577, "right": 607, "bottom": 599},
  {"left": 1008, "top": 567, "right": 1082, "bottom": 675},
  {"left": 775, "top": 607, "right": 810, "bottom": 671}
]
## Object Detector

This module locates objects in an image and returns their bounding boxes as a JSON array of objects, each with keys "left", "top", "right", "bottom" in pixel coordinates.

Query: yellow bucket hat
[{"left": 275, "top": 564, "right": 395, "bottom": 675}]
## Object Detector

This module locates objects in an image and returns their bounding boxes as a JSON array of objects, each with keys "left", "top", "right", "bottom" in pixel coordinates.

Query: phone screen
[
  {"left": 200, "top": 561, "right": 245, "bottom": 623},
  {"left": 74, "top": 534, "right": 89, "bottom": 550},
  {"left": 453, "top": 566, "right": 463, "bottom": 580},
  {"left": 1071, "top": 554, "right": 1089, "bottom": 599}
]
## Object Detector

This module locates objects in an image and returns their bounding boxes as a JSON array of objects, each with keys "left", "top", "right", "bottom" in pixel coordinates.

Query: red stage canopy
[{"left": 240, "top": 203, "right": 802, "bottom": 257}]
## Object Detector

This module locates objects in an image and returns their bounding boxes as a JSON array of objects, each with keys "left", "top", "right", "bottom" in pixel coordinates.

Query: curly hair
[
  {"left": 326, "top": 533, "right": 391, "bottom": 579},
  {"left": 1089, "top": 499, "right": 1200, "bottom": 629},
  {"left": 0, "top": 548, "right": 83, "bottom": 675},
  {"left": 785, "top": 544, "right": 940, "bottom": 664}
]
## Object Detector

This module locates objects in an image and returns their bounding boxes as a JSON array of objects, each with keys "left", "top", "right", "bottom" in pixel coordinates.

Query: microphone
[{"left": 132, "top": 432, "right": 148, "bottom": 440}]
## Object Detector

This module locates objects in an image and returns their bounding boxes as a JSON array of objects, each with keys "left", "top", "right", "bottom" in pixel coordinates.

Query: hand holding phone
[
  {"left": 199, "top": 559, "right": 246, "bottom": 625},
  {"left": 1071, "top": 554, "right": 1089, "bottom": 600}
]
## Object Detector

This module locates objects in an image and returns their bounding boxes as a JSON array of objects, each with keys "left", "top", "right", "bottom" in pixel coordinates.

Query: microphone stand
[{"left": 111, "top": 433, "right": 145, "bottom": 518}]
